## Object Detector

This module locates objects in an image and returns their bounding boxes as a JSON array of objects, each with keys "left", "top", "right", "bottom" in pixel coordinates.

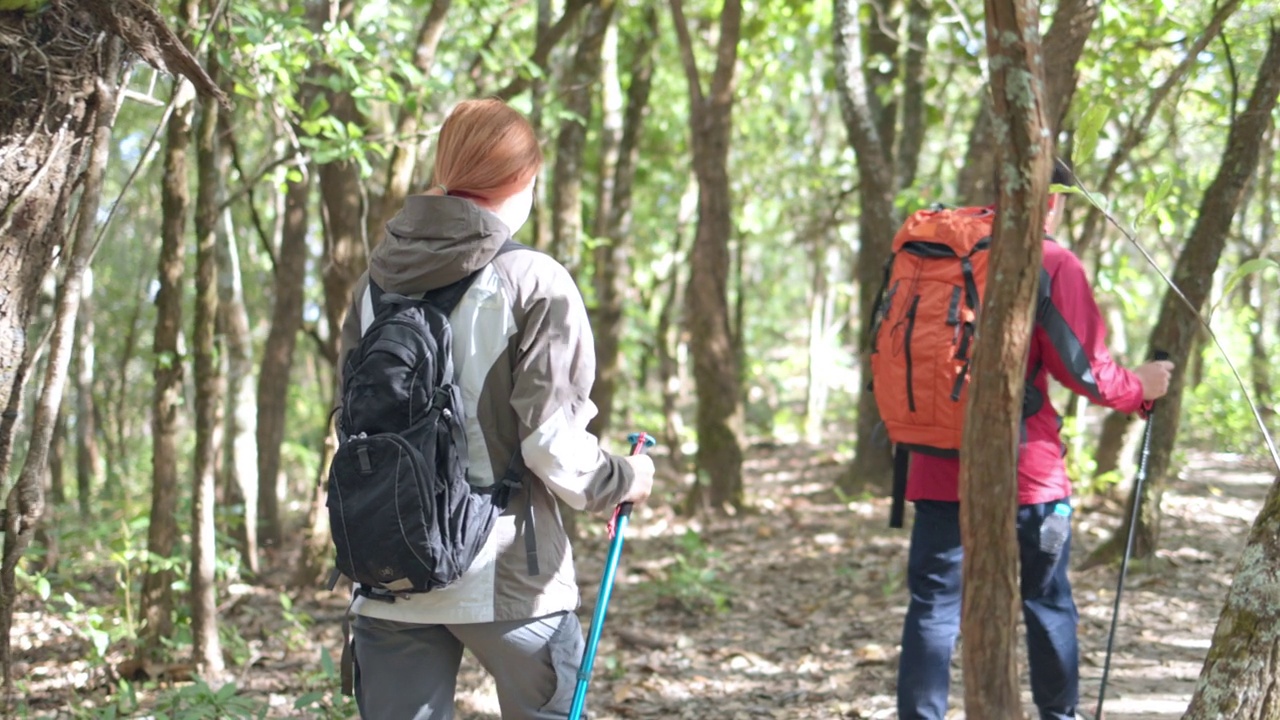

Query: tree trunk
[
  {"left": 588, "top": 6, "right": 659, "bottom": 442},
  {"left": 0, "top": 34, "right": 122, "bottom": 701},
  {"left": 0, "top": 0, "right": 223, "bottom": 490},
  {"left": 1088, "top": 26, "right": 1280, "bottom": 567},
  {"left": 671, "top": 0, "right": 745, "bottom": 514},
  {"left": 74, "top": 272, "right": 101, "bottom": 521},
  {"left": 896, "top": 0, "right": 930, "bottom": 191},
  {"left": 1244, "top": 129, "right": 1275, "bottom": 433},
  {"left": 550, "top": 0, "right": 616, "bottom": 277},
  {"left": 804, "top": 238, "right": 841, "bottom": 446},
  {"left": 864, "top": 0, "right": 899, "bottom": 151},
  {"left": 37, "top": 407, "right": 66, "bottom": 572},
  {"left": 104, "top": 271, "right": 148, "bottom": 503},
  {"left": 660, "top": 180, "right": 698, "bottom": 483},
  {"left": 293, "top": 427, "right": 337, "bottom": 589},
  {"left": 587, "top": 17, "right": 625, "bottom": 441},
  {"left": 140, "top": 76, "right": 195, "bottom": 660},
  {"left": 256, "top": 176, "right": 309, "bottom": 553},
  {"left": 959, "top": 0, "right": 1054, "bottom": 716},
  {"left": 1091, "top": 408, "right": 1137, "bottom": 483},
  {"left": 317, "top": 135, "right": 367, "bottom": 372},
  {"left": 1183, "top": 471, "right": 1280, "bottom": 716},
  {"left": 955, "top": 0, "right": 1098, "bottom": 205},
  {"left": 529, "top": 0, "right": 554, "bottom": 252},
  {"left": 48, "top": 409, "right": 67, "bottom": 508},
  {"left": 833, "top": 0, "right": 898, "bottom": 493},
  {"left": 217, "top": 187, "right": 259, "bottom": 574},
  {"left": 190, "top": 66, "right": 225, "bottom": 679},
  {"left": 0, "top": 10, "right": 103, "bottom": 473}
]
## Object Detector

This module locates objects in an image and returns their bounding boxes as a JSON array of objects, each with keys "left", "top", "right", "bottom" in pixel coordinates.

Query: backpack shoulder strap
[{"left": 360, "top": 280, "right": 382, "bottom": 336}]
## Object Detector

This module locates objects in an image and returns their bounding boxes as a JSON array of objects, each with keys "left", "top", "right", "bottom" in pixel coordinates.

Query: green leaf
[
  {"left": 1218, "top": 258, "right": 1279, "bottom": 310},
  {"left": 307, "top": 95, "right": 331, "bottom": 121},
  {"left": 320, "top": 647, "right": 336, "bottom": 678},
  {"left": 216, "top": 682, "right": 239, "bottom": 701},
  {"left": 1074, "top": 104, "right": 1109, "bottom": 163},
  {"left": 1137, "top": 175, "right": 1174, "bottom": 226},
  {"left": 294, "top": 691, "right": 325, "bottom": 709}
]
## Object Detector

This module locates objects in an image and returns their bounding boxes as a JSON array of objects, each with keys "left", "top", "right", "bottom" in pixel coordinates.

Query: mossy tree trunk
[
  {"left": 1184, "top": 469, "right": 1280, "bottom": 716},
  {"left": 957, "top": 0, "right": 1054, "bottom": 715}
]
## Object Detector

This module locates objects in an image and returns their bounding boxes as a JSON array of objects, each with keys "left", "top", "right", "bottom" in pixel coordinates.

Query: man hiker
[{"left": 885, "top": 159, "right": 1175, "bottom": 719}]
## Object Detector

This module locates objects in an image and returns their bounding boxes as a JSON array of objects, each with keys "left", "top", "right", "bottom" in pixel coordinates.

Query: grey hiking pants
[{"left": 352, "top": 611, "right": 586, "bottom": 719}]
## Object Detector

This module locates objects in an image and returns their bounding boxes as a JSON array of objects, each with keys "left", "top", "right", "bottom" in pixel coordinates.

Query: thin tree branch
[
  {"left": 669, "top": 0, "right": 706, "bottom": 110},
  {"left": 493, "top": 0, "right": 593, "bottom": 101}
]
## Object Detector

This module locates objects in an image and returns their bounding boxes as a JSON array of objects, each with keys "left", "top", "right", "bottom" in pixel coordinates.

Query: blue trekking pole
[{"left": 567, "top": 431, "right": 655, "bottom": 720}]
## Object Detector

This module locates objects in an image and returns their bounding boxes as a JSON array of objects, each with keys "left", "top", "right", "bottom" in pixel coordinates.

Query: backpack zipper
[{"left": 904, "top": 295, "right": 920, "bottom": 413}]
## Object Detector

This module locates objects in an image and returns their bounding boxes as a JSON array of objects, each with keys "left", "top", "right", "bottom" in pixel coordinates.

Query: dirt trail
[
  {"left": 438, "top": 449, "right": 1267, "bottom": 720},
  {"left": 13, "top": 448, "right": 1268, "bottom": 718}
]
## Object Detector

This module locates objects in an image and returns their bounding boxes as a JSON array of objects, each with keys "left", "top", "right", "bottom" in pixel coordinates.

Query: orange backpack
[{"left": 869, "top": 205, "right": 994, "bottom": 525}]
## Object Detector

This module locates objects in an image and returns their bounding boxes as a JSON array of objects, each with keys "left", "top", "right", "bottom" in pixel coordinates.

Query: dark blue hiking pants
[{"left": 897, "top": 499, "right": 1079, "bottom": 720}]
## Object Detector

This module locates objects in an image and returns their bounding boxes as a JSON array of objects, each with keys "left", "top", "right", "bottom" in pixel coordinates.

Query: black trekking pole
[
  {"left": 1095, "top": 350, "right": 1169, "bottom": 720},
  {"left": 567, "top": 431, "right": 655, "bottom": 720}
]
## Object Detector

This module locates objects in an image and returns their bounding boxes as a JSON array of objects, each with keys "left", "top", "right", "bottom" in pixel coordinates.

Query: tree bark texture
[
  {"left": 1184, "top": 470, "right": 1280, "bottom": 717},
  {"left": 191, "top": 76, "right": 225, "bottom": 679},
  {"left": 140, "top": 82, "right": 195, "bottom": 659},
  {"left": 1095, "top": 25, "right": 1280, "bottom": 564},
  {"left": 955, "top": 0, "right": 1098, "bottom": 206},
  {"left": 833, "top": 0, "right": 898, "bottom": 492},
  {"left": 550, "top": 0, "right": 616, "bottom": 275},
  {"left": 0, "top": 36, "right": 122, "bottom": 700},
  {"left": 959, "top": 0, "right": 1054, "bottom": 716},
  {"left": 0, "top": 8, "right": 106, "bottom": 474},
  {"left": 256, "top": 176, "right": 309, "bottom": 552},
  {"left": 589, "top": 6, "right": 659, "bottom": 441},
  {"left": 671, "top": 0, "right": 745, "bottom": 513},
  {"left": 0, "top": 1, "right": 222, "bottom": 485}
]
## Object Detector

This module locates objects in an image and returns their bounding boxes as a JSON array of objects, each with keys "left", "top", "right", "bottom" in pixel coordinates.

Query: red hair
[{"left": 432, "top": 99, "right": 542, "bottom": 204}]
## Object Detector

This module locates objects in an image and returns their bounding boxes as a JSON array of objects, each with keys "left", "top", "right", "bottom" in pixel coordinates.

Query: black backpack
[{"left": 328, "top": 259, "right": 525, "bottom": 598}]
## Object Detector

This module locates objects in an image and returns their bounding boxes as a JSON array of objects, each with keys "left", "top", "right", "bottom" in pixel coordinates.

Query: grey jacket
[{"left": 341, "top": 195, "right": 636, "bottom": 624}]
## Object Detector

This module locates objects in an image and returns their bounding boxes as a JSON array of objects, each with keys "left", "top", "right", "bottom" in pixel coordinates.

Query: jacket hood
[{"left": 370, "top": 195, "right": 512, "bottom": 294}]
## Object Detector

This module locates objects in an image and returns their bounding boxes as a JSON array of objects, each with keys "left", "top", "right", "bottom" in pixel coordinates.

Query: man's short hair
[
  {"left": 989, "top": 157, "right": 1077, "bottom": 200},
  {"left": 1051, "top": 157, "right": 1076, "bottom": 189}
]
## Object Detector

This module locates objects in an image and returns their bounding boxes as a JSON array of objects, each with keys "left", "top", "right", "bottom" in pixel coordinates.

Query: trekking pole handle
[
  {"left": 619, "top": 432, "right": 657, "bottom": 520},
  {"left": 1147, "top": 349, "right": 1171, "bottom": 414}
]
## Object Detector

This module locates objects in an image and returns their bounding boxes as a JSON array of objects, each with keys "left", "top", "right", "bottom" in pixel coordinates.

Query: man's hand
[
  {"left": 620, "top": 454, "right": 654, "bottom": 505},
  {"left": 1134, "top": 360, "right": 1175, "bottom": 400}
]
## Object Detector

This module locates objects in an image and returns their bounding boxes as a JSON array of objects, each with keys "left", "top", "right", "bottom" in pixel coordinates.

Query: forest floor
[{"left": 15, "top": 445, "right": 1274, "bottom": 719}]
